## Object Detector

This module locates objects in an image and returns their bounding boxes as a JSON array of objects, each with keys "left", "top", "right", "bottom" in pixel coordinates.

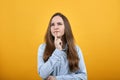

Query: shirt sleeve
[
  {"left": 55, "top": 45, "right": 87, "bottom": 80},
  {"left": 37, "top": 44, "right": 66, "bottom": 79}
]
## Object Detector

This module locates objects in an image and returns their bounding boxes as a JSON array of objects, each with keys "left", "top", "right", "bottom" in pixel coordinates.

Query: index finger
[{"left": 54, "top": 32, "right": 57, "bottom": 40}]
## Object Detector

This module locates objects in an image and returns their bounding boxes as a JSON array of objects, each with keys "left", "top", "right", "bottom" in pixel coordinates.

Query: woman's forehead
[{"left": 51, "top": 16, "right": 63, "bottom": 23}]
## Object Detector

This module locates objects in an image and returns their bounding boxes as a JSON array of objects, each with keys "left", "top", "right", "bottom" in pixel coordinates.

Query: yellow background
[{"left": 0, "top": 0, "right": 120, "bottom": 80}]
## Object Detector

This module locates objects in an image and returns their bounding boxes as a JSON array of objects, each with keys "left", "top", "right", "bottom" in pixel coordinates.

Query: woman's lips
[
  {"left": 54, "top": 31, "right": 59, "bottom": 34},
  {"left": 54, "top": 31, "right": 59, "bottom": 32}
]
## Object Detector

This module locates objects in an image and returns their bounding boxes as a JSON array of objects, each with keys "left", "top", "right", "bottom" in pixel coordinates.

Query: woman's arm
[
  {"left": 37, "top": 44, "right": 65, "bottom": 79},
  {"left": 56, "top": 73, "right": 87, "bottom": 80},
  {"left": 55, "top": 45, "right": 87, "bottom": 80}
]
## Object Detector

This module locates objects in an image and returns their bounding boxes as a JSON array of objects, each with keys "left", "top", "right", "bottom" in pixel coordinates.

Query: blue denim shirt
[{"left": 38, "top": 43, "right": 87, "bottom": 80}]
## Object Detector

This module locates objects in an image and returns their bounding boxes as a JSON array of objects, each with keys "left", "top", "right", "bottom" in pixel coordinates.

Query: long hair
[{"left": 43, "top": 12, "right": 79, "bottom": 72}]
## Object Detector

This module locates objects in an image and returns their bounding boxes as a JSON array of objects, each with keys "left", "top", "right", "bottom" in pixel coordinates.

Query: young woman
[{"left": 38, "top": 12, "right": 87, "bottom": 80}]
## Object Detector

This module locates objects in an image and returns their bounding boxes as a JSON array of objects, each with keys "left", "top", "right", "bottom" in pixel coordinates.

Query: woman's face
[{"left": 50, "top": 16, "right": 65, "bottom": 38}]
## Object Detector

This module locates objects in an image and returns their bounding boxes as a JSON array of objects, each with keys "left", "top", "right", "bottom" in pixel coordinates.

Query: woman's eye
[
  {"left": 51, "top": 23, "right": 54, "bottom": 26},
  {"left": 57, "top": 22, "right": 62, "bottom": 25}
]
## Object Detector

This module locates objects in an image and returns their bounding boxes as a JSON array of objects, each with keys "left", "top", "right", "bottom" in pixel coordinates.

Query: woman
[{"left": 38, "top": 12, "right": 87, "bottom": 80}]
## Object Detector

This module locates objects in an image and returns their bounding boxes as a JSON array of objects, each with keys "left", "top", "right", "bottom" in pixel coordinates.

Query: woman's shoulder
[
  {"left": 75, "top": 44, "right": 81, "bottom": 51},
  {"left": 38, "top": 43, "right": 46, "bottom": 56},
  {"left": 38, "top": 43, "right": 46, "bottom": 52},
  {"left": 38, "top": 43, "right": 46, "bottom": 50},
  {"left": 75, "top": 44, "right": 83, "bottom": 56}
]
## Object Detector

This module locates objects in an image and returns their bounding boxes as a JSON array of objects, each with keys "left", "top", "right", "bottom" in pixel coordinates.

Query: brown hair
[{"left": 43, "top": 12, "right": 79, "bottom": 72}]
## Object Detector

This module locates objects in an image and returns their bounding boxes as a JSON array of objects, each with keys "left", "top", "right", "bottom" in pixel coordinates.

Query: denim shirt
[{"left": 37, "top": 43, "right": 87, "bottom": 80}]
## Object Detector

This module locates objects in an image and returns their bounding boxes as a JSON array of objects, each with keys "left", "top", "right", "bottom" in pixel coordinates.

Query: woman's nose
[{"left": 54, "top": 24, "right": 59, "bottom": 29}]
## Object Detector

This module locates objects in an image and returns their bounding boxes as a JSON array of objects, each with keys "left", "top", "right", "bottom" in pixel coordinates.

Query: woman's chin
[{"left": 53, "top": 35, "right": 62, "bottom": 38}]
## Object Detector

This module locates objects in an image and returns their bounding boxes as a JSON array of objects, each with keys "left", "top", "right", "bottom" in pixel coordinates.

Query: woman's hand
[
  {"left": 47, "top": 76, "right": 56, "bottom": 80},
  {"left": 54, "top": 35, "right": 63, "bottom": 50}
]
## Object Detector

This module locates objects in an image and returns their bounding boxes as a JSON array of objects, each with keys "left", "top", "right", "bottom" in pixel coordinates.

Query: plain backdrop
[{"left": 0, "top": 0, "right": 120, "bottom": 80}]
